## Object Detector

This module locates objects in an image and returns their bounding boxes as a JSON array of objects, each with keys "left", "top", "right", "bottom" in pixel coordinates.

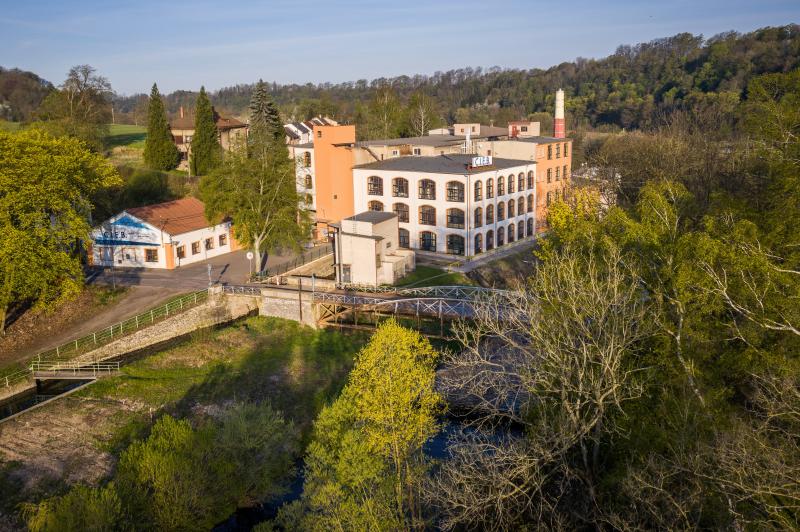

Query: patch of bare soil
[
  {"left": 0, "top": 287, "right": 126, "bottom": 364},
  {"left": 467, "top": 250, "right": 538, "bottom": 289},
  {"left": 0, "top": 395, "right": 141, "bottom": 500}
]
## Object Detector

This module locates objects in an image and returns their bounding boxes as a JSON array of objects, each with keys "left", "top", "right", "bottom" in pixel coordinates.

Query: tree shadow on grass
[{"left": 171, "top": 318, "right": 369, "bottom": 437}]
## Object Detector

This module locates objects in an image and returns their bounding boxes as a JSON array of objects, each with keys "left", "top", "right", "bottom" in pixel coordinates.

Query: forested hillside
[
  {"left": 0, "top": 67, "right": 53, "bottom": 122},
  {"left": 109, "top": 24, "right": 799, "bottom": 130}
]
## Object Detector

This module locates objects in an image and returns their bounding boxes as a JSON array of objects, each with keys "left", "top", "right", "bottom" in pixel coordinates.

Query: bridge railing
[
  {"left": 251, "top": 245, "right": 333, "bottom": 282},
  {"left": 30, "top": 361, "right": 121, "bottom": 377},
  {"left": 1, "top": 290, "right": 209, "bottom": 391}
]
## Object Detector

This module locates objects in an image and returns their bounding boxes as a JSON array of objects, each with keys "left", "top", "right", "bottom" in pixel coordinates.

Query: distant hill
[
  {"left": 113, "top": 24, "right": 800, "bottom": 131},
  {"left": 0, "top": 67, "right": 53, "bottom": 122}
]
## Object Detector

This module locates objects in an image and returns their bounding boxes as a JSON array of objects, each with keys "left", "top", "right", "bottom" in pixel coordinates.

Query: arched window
[
  {"left": 418, "top": 179, "right": 436, "bottom": 200},
  {"left": 508, "top": 200, "right": 515, "bottom": 218},
  {"left": 497, "top": 228, "right": 505, "bottom": 246},
  {"left": 446, "top": 208, "right": 465, "bottom": 229},
  {"left": 419, "top": 231, "right": 436, "bottom": 252},
  {"left": 398, "top": 228, "right": 410, "bottom": 248},
  {"left": 367, "top": 176, "right": 383, "bottom": 195},
  {"left": 507, "top": 224, "right": 515, "bottom": 243},
  {"left": 546, "top": 191, "right": 552, "bottom": 206},
  {"left": 527, "top": 170, "right": 534, "bottom": 189},
  {"left": 497, "top": 201, "right": 505, "bottom": 221},
  {"left": 474, "top": 233, "right": 483, "bottom": 254},
  {"left": 393, "top": 203, "right": 409, "bottom": 223},
  {"left": 527, "top": 194, "right": 534, "bottom": 213},
  {"left": 497, "top": 176, "right": 505, "bottom": 196},
  {"left": 518, "top": 173, "right": 525, "bottom": 192},
  {"left": 486, "top": 230, "right": 494, "bottom": 250},
  {"left": 419, "top": 205, "right": 436, "bottom": 226},
  {"left": 474, "top": 180, "right": 482, "bottom": 201},
  {"left": 486, "top": 178, "right": 494, "bottom": 199},
  {"left": 527, "top": 218, "right": 534, "bottom": 236},
  {"left": 447, "top": 234, "right": 465, "bottom": 255},
  {"left": 304, "top": 175, "right": 313, "bottom": 189},
  {"left": 303, "top": 152, "right": 311, "bottom": 168},
  {"left": 368, "top": 200, "right": 383, "bottom": 211},
  {"left": 474, "top": 207, "right": 483, "bottom": 228},
  {"left": 446, "top": 181, "right": 465, "bottom": 202},
  {"left": 508, "top": 174, "right": 515, "bottom": 194},
  {"left": 392, "top": 177, "right": 409, "bottom": 197},
  {"left": 486, "top": 204, "right": 494, "bottom": 224},
  {"left": 517, "top": 220, "right": 525, "bottom": 239},
  {"left": 517, "top": 197, "right": 524, "bottom": 216}
]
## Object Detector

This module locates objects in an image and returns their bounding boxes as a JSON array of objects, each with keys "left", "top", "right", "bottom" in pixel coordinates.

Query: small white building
[
  {"left": 90, "top": 197, "right": 239, "bottom": 269},
  {"left": 352, "top": 154, "right": 538, "bottom": 258},
  {"left": 331, "top": 211, "right": 415, "bottom": 286}
]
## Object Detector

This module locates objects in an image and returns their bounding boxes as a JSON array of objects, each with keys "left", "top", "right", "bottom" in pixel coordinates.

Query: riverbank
[{"left": 0, "top": 316, "right": 368, "bottom": 528}]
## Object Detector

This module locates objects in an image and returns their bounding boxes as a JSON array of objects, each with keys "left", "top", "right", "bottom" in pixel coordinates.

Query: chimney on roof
[
  {"left": 180, "top": 106, "right": 184, "bottom": 118},
  {"left": 554, "top": 89, "right": 565, "bottom": 139}
]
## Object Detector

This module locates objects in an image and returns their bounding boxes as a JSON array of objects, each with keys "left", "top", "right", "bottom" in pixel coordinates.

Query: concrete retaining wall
[{"left": 258, "top": 287, "right": 317, "bottom": 328}]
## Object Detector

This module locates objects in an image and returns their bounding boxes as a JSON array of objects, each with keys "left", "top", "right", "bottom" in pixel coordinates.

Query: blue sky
[{"left": 2, "top": 0, "right": 798, "bottom": 95}]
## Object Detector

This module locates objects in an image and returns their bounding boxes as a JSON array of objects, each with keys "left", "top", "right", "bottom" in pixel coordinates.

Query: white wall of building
[
  {"left": 352, "top": 162, "right": 537, "bottom": 258},
  {"left": 170, "top": 222, "right": 235, "bottom": 268}
]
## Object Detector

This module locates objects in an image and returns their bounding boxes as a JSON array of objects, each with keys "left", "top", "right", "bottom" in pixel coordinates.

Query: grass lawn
[
  {"left": 0, "top": 121, "right": 21, "bottom": 132},
  {"left": 81, "top": 316, "right": 368, "bottom": 443},
  {"left": 105, "top": 124, "right": 147, "bottom": 149},
  {"left": 395, "top": 265, "right": 473, "bottom": 287}
]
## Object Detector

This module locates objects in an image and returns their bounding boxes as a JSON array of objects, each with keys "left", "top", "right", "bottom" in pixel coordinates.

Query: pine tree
[
  {"left": 143, "top": 83, "right": 179, "bottom": 171},
  {"left": 248, "top": 79, "right": 283, "bottom": 159},
  {"left": 190, "top": 87, "right": 221, "bottom": 176}
]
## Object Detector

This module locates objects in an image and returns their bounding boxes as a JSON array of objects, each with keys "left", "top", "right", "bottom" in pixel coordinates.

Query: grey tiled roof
[{"left": 353, "top": 154, "right": 533, "bottom": 175}]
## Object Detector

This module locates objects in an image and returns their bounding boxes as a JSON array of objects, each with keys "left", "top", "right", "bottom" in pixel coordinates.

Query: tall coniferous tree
[
  {"left": 248, "top": 79, "right": 283, "bottom": 158},
  {"left": 143, "top": 83, "right": 178, "bottom": 171},
  {"left": 190, "top": 87, "right": 221, "bottom": 176}
]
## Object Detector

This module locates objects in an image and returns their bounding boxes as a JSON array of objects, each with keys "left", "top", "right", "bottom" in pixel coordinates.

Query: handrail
[
  {"left": 2, "top": 290, "right": 209, "bottom": 390},
  {"left": 251, "top": 245, "right": 333, "bottom": 281}
]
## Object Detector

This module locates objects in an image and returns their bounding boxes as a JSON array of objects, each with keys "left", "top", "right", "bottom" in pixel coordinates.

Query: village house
[{"left": 170, "top": 106, "right": 248, "bottom": 170}]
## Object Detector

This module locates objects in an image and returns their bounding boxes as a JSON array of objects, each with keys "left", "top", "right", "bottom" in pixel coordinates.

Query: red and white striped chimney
[{"left": 554, "top": 89, "right": 565, "bottom": 139}]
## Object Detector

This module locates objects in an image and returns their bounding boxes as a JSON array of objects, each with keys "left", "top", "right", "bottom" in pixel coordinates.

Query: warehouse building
[{"left": 90, "top": 197, "right": 239, "bottom": 269}]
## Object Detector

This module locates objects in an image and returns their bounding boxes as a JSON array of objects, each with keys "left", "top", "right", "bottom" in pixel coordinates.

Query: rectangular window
[
  {"left": 413, "top": 148, "right": 421, "bottom": 155},
  {"left": 219, "top": 234, "right": 227, "bottom": 247},
  {"left": 145, "top": 249, "right": 158, "bottom": 263},
  {"left": 564, "top": 143, "right": 569, "bottom": 157},
  {"left": 317, "top": 131, "right": 322, "bottom": 138},
  {"left": 547, "top": 144, "right": 552, "bottom": 160},
  {"left": 205, "top": 238, "right": 214, "bottom": 250},
  {"left": 341, "top": 265, "right": 351, "bottom": 283},
  {"left": 556, "top": 144, "right": 561, "bottom": 158},
  {"left": 305, "top": 175, "right": 313, "bottom": 189},
  {"left": 547, "top": 168, "right": 552, "bottom": 183},
  {"left": 556, "top": 167, "right": 560, "bottom": 180},
  {"left": 563, "top": 165, "right": 568, "bottom": 180},
  {"left": 177, "top": 246, "right": 185, "bottom": 259},
  {"left": 192, "top": 241, "right": 200, "bottom": 254}
]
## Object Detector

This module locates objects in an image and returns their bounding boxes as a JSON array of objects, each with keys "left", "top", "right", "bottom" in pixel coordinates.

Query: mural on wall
[{"left": 91, "top": 214, "right": 161, "bottom": 246}]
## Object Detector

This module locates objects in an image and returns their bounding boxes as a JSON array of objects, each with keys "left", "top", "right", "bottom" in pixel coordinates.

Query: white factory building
[
  {"left": 90, "top": 197, "right": 239, "bottom": 269},
  {"left": 352, "top": 154, "right": 538, "bottom": 258}
]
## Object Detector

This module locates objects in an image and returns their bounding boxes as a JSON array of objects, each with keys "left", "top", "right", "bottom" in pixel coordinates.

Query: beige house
[
  {"left": 170, "top": 106, "right": 248, "bottom": 170},
  {"left": 330, "top": 211, "right": 415, "bottom": 286}
]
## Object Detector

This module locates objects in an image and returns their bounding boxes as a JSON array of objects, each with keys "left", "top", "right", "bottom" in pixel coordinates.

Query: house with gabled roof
[{"left": 90, "top": 197, "right": 240, "bottom": 269}]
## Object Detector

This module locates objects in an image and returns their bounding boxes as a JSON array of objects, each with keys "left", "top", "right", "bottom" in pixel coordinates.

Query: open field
[
  {"left": 0, "top": 317, "right": 367, "bottom": 524},
  {"left": 105, "top": 124, "right": 146, "bottom": 149}
]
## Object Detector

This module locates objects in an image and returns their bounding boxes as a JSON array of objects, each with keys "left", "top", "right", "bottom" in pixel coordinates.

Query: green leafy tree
[
  {"left": 367, "top": 86, "right": 402, "bottom": 140},
  {"left": 200, "top": 86, "right": 310, "bottom": 272},
  {"left": 285, "top": 320, "right": 441, "bottom": 530},
  {"left": 143, "top": 83, "right": 179, "bottom": 170},
  {"left": 21, "top": 484, "right": 123, "bottom": 532},
  {"left": 190, "top": 86, "right": 221, "bottom": 176},
  {"left": 33, "top": 64, "right": 112, "bottom": 151},
  {"left": 0, "top": 130, "right": 120, "bottom": 333}
]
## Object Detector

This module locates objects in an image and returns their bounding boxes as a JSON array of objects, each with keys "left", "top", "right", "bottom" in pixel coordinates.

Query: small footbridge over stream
[{"left": 2, "top": 283, "right": 512, "bottom": 416}]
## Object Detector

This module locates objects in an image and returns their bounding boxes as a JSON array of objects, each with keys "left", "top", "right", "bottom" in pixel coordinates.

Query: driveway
[{"left": 86, "top": 247, "right": 312, "bottom": 290}]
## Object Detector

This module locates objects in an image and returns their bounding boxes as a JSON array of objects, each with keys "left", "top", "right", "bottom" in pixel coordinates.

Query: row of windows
[
  {"left": 546, "top": 142, "right": 570, "bottom": 160},
  {"left": 545, "top": 189, "right": 566, "bottom": 206},
  {"left": 175, "top": 234, "right": 228, "bottom": 259},
  {"left": 368, "top": 197, "right": 534, "bottom": 228},
  {"left": 545, "top": 165, "right": 569, "bottom": 183},
  {"left": 367, "top": 172, "right": 538, "bottom": 202},
  {"left": 397, "top": 219, "right": 535, "bottom": 256}
]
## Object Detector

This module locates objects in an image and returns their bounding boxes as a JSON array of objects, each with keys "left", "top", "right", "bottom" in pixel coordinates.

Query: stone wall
[
  {"left": 258, "top": 287, "right": 317, "bottom": 328},
  {"left": 72, "top": 290, "right": 259, "bottom": 364}
]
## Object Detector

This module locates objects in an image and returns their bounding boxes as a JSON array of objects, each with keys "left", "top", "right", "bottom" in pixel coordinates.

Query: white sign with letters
[{"left": 471, "top": 155, "right": 493, "bottom": 168}]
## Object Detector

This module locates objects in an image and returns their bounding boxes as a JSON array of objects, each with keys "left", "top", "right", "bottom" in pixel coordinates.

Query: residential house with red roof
[{"left": 170, "top": 106, "right": 248, "bottom": 170}]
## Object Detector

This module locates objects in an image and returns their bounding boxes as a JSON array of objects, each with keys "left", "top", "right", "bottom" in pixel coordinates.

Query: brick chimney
[
  {"left": 179, "top": 106, "right": 184, "bottom": 118},
  {"left": 554, "top": 89, "right": 565, "bottom": 139}
]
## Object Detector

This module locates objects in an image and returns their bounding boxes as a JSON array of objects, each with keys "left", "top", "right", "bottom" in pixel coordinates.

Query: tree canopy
[
  {"left": 0, "top": 129, "right": 120, "bottom": 333},
  {"left": 190, "top": 86, "right": 221, "bottom": 176}
]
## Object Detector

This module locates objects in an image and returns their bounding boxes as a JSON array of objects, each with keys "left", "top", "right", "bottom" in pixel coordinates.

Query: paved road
[{"left": 86, "top": 248, "right": 303, "bottom": 290}]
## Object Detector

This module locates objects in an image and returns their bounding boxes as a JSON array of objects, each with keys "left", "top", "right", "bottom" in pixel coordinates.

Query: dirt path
[{"left": 1, "top": 286, "right": 183, "bottom": 367}]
